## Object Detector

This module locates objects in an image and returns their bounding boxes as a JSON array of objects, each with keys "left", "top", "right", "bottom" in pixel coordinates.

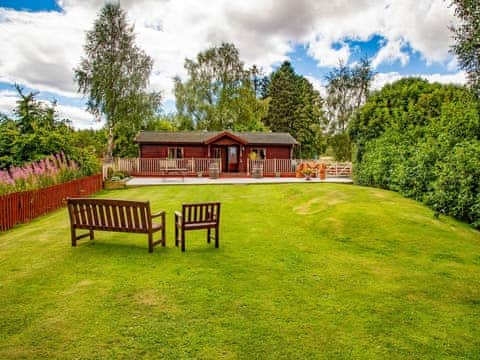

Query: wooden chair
[
  {"left": 175, "top": 202, "right": 221, "bottom": 252},
  {"left": 66, "top": 198, "right": 166, "bottom": 252}
]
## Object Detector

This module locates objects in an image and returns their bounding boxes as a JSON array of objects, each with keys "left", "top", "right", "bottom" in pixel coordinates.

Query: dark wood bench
[
  {"left": 66, "top": 198, "right": 166, "bottom": 252},
  {"left": 175, "top": 202, "right": 221, "bottom": 252}
]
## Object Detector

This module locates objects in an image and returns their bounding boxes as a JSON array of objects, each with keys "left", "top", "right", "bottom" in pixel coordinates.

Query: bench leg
[
  {"left": 148, "top": 233, "right": 154, "bottom": 253},
  {"left": 215, "top": 226, "right": 219, "bottom": 248},
  {"left": 175, "top": 225, "right": 179, "bottom": 247},
  {"left": 162, "top": 214, "right": 166, "bottom": 247},
  {"left": 207, "top": 228, "right": 211, "bottom": 244},
  {"left": 71, "top": 228, "right": 77, "bottom": 247},
  {"left": 181, "top": 229, "right": 185, "bottom": 252},
  {"left": 89, "top": 229, "right": 94, "bottom": 240}
]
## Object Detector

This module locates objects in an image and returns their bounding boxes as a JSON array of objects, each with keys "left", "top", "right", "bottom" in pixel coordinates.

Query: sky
[{"left": 0, "top": 0, "right": 467, "bottom": 129}]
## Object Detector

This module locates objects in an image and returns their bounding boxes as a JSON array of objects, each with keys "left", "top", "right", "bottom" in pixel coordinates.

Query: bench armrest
[{"left": 151, "top": 210, "right": 166, "bottom": 219}]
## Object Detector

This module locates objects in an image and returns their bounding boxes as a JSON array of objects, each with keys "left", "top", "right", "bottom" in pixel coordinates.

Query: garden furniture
[
  {"left": 66, "top": 197, "right": 166, "bottom": 252},
  {"left": 175, "top": 202, "right": 221, "bottom": 251}
]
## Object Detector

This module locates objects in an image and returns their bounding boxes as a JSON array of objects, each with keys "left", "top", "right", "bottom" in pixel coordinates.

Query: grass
[{"left": 0, "top": 183, "right": 479, "bottom": 359}]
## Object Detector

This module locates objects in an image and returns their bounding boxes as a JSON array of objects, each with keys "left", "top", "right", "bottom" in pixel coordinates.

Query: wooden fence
[
  {"left": 0, "top": 174, "right": 102, "bottom": 231},
  {"left": 248, "top": 159, "right": 352, "bottom": 177}
]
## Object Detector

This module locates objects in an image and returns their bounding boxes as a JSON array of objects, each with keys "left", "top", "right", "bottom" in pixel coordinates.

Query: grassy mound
[{"left": 1, "top": 184, "right": 479, "bottom": 358}]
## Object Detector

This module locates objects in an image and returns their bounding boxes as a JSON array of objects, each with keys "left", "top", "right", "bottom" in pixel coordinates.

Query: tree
[
  {"left": 174, "top": 43, "right": 268, "bottom": 131},
  {"left": 263, "top": 61, "right": 326, "bottom": 158},
  {"left": 324, "top": 59, "right": 375, "bottom": 160},
  {"left": 325, "top": 59, "right": 374, "bottom": 133},
  {"left": 450, "top": 0, "right": 480, "bottom": 97},
  {"left": 0, "top": 89, "right": 101, "bottom": 174},
  {"left": 75, "top": 3, "right": 161, "bottom": 160}
]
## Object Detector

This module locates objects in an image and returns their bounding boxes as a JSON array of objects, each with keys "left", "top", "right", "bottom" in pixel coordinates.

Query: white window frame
[
  {"left": 250, "top": 148, "right": 267, "bottom": 160},
  {"left": 168, "top": 147, "right": 184, "bottom": 159}
]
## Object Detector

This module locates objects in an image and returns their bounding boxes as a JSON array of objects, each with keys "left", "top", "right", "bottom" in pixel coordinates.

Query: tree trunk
[{"left": 106, "top": 126, "right": 114, "bottom": 163}]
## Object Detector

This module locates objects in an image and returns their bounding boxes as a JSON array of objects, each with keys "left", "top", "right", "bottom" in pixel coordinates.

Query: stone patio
[{"left": 126, "top": 176, "right": 353, "bottom": 186}]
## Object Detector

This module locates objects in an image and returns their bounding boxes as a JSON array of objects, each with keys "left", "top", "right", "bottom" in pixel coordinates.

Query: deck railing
[
  {"left": 107, "top": 158, "right": 222, "bottom": 177},
  {"left": 247, "top": 159, "right": 297, "bottom": 175},
  {"left": 248, "top": 159, "right": 352, "bottom": 177},
  {"left": 105, "top": 158, "right": 352, "bottom": 178}
]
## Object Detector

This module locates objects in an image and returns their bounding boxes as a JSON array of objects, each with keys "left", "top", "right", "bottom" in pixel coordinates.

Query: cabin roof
[{"left": 135, "top": 131, "right": 298, "bottom": 145}]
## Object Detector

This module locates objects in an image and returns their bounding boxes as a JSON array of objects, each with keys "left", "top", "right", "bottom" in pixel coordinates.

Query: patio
[{"left": 126, "top": 176, "right": 353, "bottom": 186}]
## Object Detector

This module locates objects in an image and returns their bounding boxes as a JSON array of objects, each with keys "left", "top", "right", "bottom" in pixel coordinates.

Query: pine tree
[{"left": 263, "top": 61, "right": 325, "bottom": 158}]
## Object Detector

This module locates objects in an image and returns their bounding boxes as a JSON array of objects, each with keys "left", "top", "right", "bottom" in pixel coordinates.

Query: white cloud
[
  {"left": 0, "top": 90, "right": 18, "bottom": 115},
  {"left": 371, "top": 38, "right": 410, "bottom": 68},
  {"left": 0, "top": 0, "right": 464, "bottom": 128},
  {"left": 307, "top": 39, "right": 351, "bottom": 68}
]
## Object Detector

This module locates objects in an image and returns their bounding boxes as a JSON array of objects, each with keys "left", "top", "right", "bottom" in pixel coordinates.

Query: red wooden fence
[{"left": 0, "top": 174, "right": 102, "bottom": 231}]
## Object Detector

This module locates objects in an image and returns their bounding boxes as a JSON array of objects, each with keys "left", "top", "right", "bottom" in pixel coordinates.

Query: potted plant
[
  {"left": 104, "top": 171, "right": 129, "bottom": 189},
  {"left": 302, "top": 168, "right": 314, "bottom": 180}
]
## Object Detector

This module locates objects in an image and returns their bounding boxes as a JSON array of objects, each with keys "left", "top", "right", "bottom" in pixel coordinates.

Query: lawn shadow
[{"left": 70, "top": 239, "right": 172, "bottom": 256}]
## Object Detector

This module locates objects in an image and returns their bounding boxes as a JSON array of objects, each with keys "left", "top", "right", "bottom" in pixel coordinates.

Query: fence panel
[
  {"left": 0, "top": 174, "right": 102, "bottom": 232},
  {"left": 326, "top": 163, "right": 352, "bottom": 177},
  {"left": 248, "top": 159, "right": 297, "bottom": 175}
]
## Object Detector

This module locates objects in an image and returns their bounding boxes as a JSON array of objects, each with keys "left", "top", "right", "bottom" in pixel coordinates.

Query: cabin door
[
  {"left": 227, "top": 145, "right": 239, "bottom": 172},
  {"left": 212, "top": 145, "right": 239, "bottom": 173}
]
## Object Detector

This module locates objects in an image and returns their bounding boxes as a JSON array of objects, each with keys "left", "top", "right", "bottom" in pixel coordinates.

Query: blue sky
[{"left": 0, "top": 0, "right": 466, "bottom": 128}]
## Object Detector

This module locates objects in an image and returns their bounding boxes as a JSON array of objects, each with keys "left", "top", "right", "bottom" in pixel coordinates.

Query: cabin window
[
  {"left": 168, "top": 147, "right": 184, "bottom": 159},
  {"left": 250, "top": 148, "right": 266, "bottom": 160},
  {"left": 213, "top": 148, "right": 222, "bottom": 159}
]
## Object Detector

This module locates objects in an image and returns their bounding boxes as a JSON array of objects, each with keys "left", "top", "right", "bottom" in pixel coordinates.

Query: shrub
[{"left": 350, "top": 78, "right": 480, "bottom": 228}]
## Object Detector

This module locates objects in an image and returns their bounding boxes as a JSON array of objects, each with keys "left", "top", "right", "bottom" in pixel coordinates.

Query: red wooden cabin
[{"left": 134, "top": 131, "right": 298, "bottom": 174}]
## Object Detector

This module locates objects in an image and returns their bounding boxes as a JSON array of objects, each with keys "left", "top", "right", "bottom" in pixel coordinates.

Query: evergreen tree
[
  {"left": 263, "top": 61, "right": 325, "bottom": 158},
  {"left": 74, "top": 3, "right": 161, "bottom": 159},
  {"left": 450, "top": 0, "right": 480, "bottom": 97}
]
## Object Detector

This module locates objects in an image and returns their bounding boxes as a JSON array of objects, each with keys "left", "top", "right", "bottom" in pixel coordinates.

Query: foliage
[
  {"left": 350, "top": 78, "right": 480, "bottom": 227},
  {"left": 0, "top": 153, "right": 84, "bottom": 195},
  {"left": 0, "top": 87, "right": 101, "bottom": 176},
  {"left": 74, "top": 3, "right": 161, "bottom": 159},
  {"left": 1, "top": 184, "right": 479, "bottom": 358},
  {"left": 174, "top": 43, "right": 269, "bottom": 132},
  {"left": 450, "top": 0, "right": 480, "bottom": 97},
  {"left": 263, "top": 61, "right": 326, "bottom": 158}
]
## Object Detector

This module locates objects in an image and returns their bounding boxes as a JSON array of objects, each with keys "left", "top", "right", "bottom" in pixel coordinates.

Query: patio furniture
[
  {"left": 66, "top": 198, "right": 166, "bottom": 252},
  {"left": 175, "top": 202, "right": 221, "bottom": 252}
]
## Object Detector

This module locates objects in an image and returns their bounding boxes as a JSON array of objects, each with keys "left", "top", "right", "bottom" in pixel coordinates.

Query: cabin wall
[
  {"left": 140, "top": 144, "right": 208, "bottom": 158},
  {"left": 243, "top": 145, "right": 292, "bottom": 159}
]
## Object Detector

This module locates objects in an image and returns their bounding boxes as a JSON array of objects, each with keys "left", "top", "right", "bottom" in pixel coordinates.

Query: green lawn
[{"left": 1, "top": 184, "right": 479, "bottom": 359}]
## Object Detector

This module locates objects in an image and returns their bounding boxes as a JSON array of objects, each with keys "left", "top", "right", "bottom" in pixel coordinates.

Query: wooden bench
[
  {"left": 66, "top": 198, "right": 166, "bottom": 253},
  {"left": 175, "top": 202, "right": 221, "bottom": 252}
]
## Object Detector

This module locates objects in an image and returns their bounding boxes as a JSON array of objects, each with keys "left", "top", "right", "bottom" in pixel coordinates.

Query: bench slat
[
  {"left": 119, "top": 205, "right": 126, "bottom": 228},
  {"left": 133, "top": 206, "right": 140, "bottom": 229},
  {"left": 126, "top": 206, "right": 133, "bottom": 229},
  {"left": 105, "top": 204, "right": 113, "bottom": 228}
]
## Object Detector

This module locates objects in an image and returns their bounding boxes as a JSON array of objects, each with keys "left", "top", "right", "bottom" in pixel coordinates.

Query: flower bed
[{"left": 0, "top": 153, "right": 87, "bottom": 195}]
